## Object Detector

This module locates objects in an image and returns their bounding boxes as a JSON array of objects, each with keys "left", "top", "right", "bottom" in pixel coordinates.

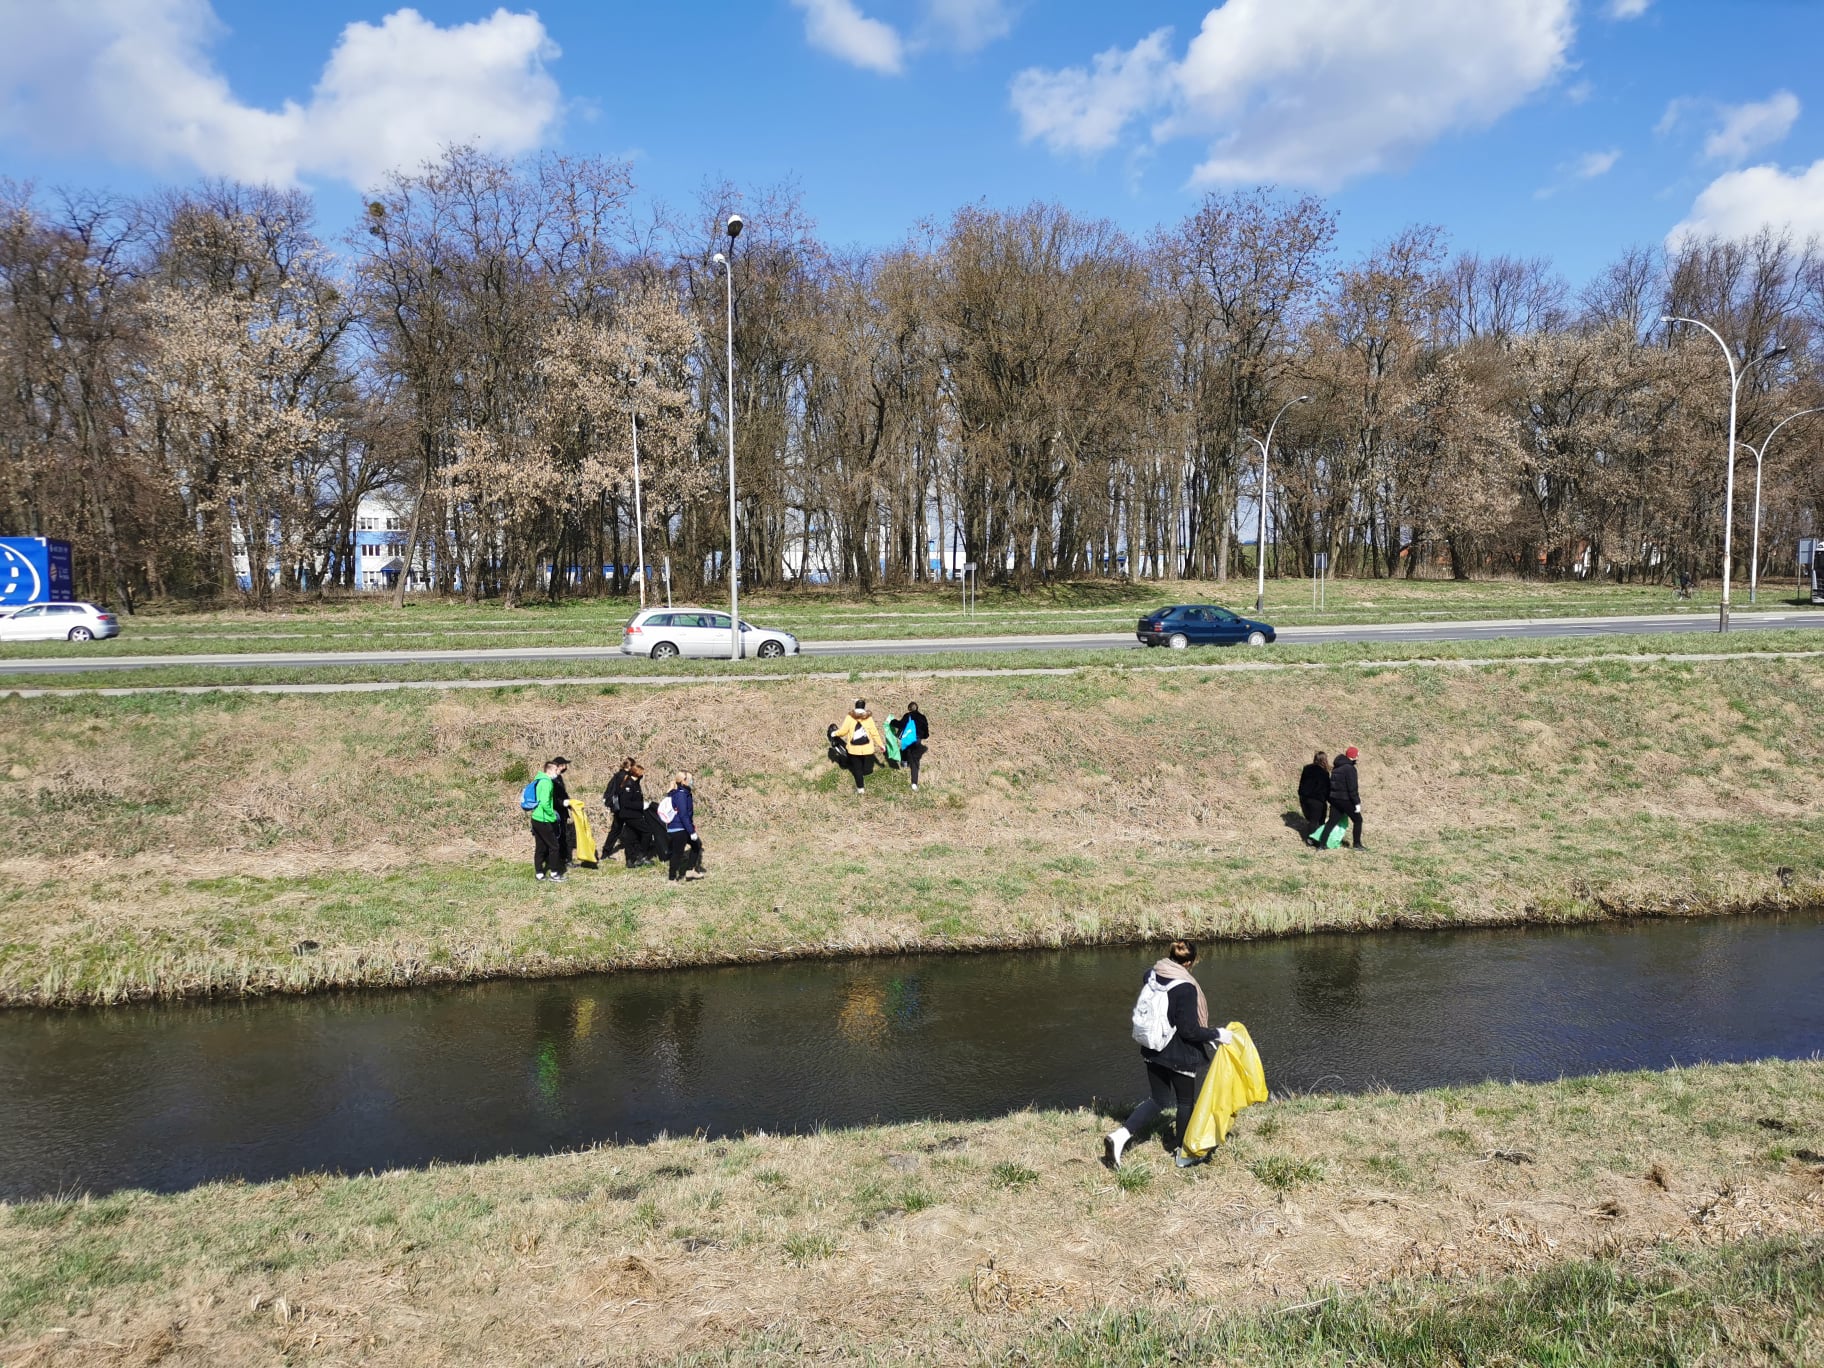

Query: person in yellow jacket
[{"left": 830, "top": 699, "right": 887, "bottom": 795}]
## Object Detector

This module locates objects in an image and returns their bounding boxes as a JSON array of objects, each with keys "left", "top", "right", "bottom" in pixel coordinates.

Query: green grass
[{"left": 992, "top": 1238, "right": 1824, "bottom": 1367}]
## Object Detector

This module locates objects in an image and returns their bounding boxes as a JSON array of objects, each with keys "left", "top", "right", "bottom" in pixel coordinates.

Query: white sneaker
[
  {"left": 549, "top": 874, "right": 566, "bottom": 883},
  {"left": 911, "top": 783, "right": 919, "bottom": 791},
  {"left": 536, "top": 872, "right": 546, "bottom": 880}
]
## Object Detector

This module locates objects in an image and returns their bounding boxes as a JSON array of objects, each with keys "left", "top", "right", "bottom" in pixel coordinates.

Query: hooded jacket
[
  {"left": 835, "top": 711, "right": 885, "bottom": 756},
  {"left": 1328, "top": 755, "right": 1360, "bottom": 809}
]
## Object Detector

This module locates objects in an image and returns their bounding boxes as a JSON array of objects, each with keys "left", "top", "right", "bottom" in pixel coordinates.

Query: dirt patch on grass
[{"left": 2, "top": 1060, "right": 1819, "bottom": 1365}]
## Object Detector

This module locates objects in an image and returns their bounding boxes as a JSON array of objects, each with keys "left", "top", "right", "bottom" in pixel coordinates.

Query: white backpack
[
  {"left": 657, "top": 793, "right": 677, "bottom": 824},
  {"left": 1131, "top": 974, "right": 1176, "bottom": 1052}
]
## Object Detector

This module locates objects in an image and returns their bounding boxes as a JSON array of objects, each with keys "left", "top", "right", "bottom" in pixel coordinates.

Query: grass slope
[
  {"left": 0, "top": 652, "right": 1819, "bottom": 1004},
  {"left": 2, "top": 1060, "right": 1820, "bottom": 1365}
]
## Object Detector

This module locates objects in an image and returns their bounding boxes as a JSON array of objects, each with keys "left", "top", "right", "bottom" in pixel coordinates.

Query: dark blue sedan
[{"left": 1137, "top": 604, "right": 1277, "bottom": 649}]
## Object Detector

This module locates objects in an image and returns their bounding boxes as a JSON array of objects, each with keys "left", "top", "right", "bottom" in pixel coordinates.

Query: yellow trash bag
[
  {"left": 567, "top": 799, "right": 599, "bottom": 866},
  {"left": 1181, "top": 1021, "right": 1268, "bottom": 1159}
]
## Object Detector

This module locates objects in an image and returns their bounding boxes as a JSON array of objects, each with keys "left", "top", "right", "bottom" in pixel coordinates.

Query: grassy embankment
[
  {"left": 0, "top": 649, "right": 1818, "bottom": 1006},
  {"left": 2, "top": 1060, "right": 1820, "bottom": 1364},
  {"left": 0, "top": 575, "right": 1806, "bottom": 664}
]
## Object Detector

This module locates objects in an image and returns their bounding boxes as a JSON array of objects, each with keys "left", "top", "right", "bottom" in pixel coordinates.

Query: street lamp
[
  {"left": 1660, "top": 316, "right": 1787, "bottom": 631},
  {"left": 1250, "top": 394, "right": 1311, "bottom": 615},
  {"left": 1740, "top": 406, "right": 1823, "bottom": 604},
  {"left": 714, "top": 213, "right": 744, "bottom": 659}
]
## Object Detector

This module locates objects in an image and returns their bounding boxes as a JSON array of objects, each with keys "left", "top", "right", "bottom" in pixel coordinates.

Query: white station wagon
[
  {"left": 0, "top": 601, "right": 120, "bottom": 642},
  {"left": 620, "top": 606, "right": 799, "bottom": 660}
]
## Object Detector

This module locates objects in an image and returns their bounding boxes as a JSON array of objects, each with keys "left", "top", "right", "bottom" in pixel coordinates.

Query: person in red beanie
[{"left": 1317, "top": 745, "right": 1364, "bottom": 850}]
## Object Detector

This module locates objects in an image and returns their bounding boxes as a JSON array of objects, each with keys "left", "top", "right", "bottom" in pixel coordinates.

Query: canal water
[{"left": 2, "top": 911, "right": 1821, "bottom": 1199}]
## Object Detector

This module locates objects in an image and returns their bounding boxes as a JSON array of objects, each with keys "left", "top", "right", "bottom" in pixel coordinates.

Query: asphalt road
[{"left": 0, "top": 608, "right": 1817, "bottom": 677}]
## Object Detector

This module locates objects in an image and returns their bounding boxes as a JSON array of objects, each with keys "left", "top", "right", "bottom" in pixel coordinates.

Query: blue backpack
[{"left": 519, "top": 778, "right": 541, "bottom": 811}]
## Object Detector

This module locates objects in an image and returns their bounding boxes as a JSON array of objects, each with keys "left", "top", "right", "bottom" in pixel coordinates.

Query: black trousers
[
  {"left": 903, "top": 742, "right": 927, "bottom": 785},
  {"left": 667, "top": 831, "right": 700, "bottom": 882},
  {"left": 1123, "top": 1061, "right": 1204, "bottom": 1151},
  {"left": 532, "top": 819, "right": 565, "bottom": 876},
  {"left": 1317, "top": 801, "right": 1362, "bottom": 848},
  {"left": 1299, "top": 797, "right": 1327, "bottom": 838},
  {"left": 843, "top": 752, "right": 876, "bottom": 789}
]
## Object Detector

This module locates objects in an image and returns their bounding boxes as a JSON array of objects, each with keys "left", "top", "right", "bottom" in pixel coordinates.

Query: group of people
[
  {"left": 1296, "top": 746, "right": 1365, "bottom": 851},
  {"left": 526, "top": 757, "right": 706, "bottom": 884},
  {"left": 826, "top": 699, "right": 931, "bottom": 794}
]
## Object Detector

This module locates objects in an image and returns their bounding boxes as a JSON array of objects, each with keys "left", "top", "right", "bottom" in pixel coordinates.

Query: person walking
[
  {"left": 551, "top": 758, "right": 578, "bottom": 868},
  {"left": 899, "top": 701, "right": 932, "bottom": 792},
  {"left": 1297, "top": 751, "right": 1331, "bottom": 846},
  {"left": 831, "top": 699, "right": 886, "bottom": 794},
  {"left": 530, "top": 758, "right": 569, "bottom": 882},
  {"left": 663, "top": 772, "right": 704, "bottom": 882},
  {"left": 602, "top": 758, "right": 654, "bottom": 867},
  {"left": 1316, "top": 745, "right": 1364, "bottom": 851},
  {"left": 1104, "top": 940, "right": 1231, "bottom": 1169}
]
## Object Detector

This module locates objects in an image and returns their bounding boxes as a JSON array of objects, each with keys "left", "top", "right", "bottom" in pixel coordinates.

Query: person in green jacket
[{"left": 532, "top": 757, "right": 569, "bottom": 882}]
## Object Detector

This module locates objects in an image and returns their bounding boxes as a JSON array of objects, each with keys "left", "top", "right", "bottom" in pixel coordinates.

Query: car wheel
[
  {"left": 756, "top": 640, "right": 785, "bottom": 659},
  {"left": 649, "top": 641, "right": 680, "bottom": 660},
  {"left": 1167, "top": 633, "right": 1189, "bottom": 650},
  {"left": 67, "top": 626, "right": 94, "bottom": 642},
  {"left": 1246, "top": 630, "right": 1267, "bottom": 647}
]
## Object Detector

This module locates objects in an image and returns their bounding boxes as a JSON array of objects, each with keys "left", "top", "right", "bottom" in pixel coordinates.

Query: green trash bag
[{"left": 1319, "top": 820, "right": 1348, "bottom": 850}]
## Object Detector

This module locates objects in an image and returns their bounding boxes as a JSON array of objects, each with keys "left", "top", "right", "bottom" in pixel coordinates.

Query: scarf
[{"left": 1151, "top": 959, "right": 1208, "bottom": 1027}]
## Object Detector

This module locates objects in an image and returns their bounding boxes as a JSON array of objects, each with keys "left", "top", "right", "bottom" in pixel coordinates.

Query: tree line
[{"left": 3, "top": 148, "right": 1822, "bottom": 608}]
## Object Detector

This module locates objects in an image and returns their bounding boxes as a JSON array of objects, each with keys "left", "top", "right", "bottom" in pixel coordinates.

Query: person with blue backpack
[
  {"left": 1103, "top": 939, "right": 1233, "bottom": 1169},
  {"left": 523, "top": 757, "right": 570, "bottom": 882},
  {"left": 898, "top": 701, "right": 931, "bottom": 792}
]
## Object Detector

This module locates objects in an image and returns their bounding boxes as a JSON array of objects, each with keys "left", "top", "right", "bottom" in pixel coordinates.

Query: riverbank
[
  {"left": 2, "top": 1059, "right": 1819, "bottom": 1364},
  {"left": 1, "top": 652, "right": 1819, "bottom": 1006}
]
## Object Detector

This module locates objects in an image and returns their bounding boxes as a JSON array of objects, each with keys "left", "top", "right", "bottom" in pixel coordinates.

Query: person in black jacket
[
  {"left": 600, "top": 758, "right": 643, "bottom": 866},
  {"left": 899, "top": 701, "right": 932, "bottom": 792},
  {"left": 1297, "top": 751, "right": 1331, "bottom": 845},
  {"left": 1316, "top": 746, "right": 1364, "bottom": 850},
  {"left": 550, "top": 757, "right": 576, "bottom": 869},
  {"left": 1104, "top": 940, "right": 1232, "bottom": 1169}
]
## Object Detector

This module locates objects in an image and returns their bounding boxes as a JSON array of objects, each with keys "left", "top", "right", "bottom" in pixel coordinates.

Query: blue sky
[{"left": 1, "top": 0, "right": 1821, "bottom": 286}]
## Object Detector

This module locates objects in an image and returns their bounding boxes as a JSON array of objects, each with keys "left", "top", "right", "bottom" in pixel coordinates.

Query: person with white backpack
[
  {"left": 1104, "top": 940, "right": 1233, "bottom": 1169},
  {"left": 662, "top": 772, "right": 704, "bottom": 882}
]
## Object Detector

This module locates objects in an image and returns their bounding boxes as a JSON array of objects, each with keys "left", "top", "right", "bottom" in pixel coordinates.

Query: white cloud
[
  {"left": 1010, "top": 29, "right": 1174, "bottom": 156},
  {"left": 1574, "top": 148, "right": 1622, "bottom": 179},
  {"left": 789, "top": 0, "right": 904, "bottom": 74},
  {"left": 1536, "top": 147, "right": 1620, "bottom": 199},
  {"left": 924, "top": 0, "right": 1014, "bottom": 52},
  {"left": 1669, "top": 160, "right": 1824, "bottom": 248},
  {"left": 0, "top": 1, "right": 561, "bottom": 189},
  {"left": 1702, "top": 90, "right": 1801, "bottom": 165},
  {"left": 1011, "top": 0, "right": 1574, "bottom": 188},
  {"left": 1608, "top": 0, "right": 1652, "bottom": 18}
]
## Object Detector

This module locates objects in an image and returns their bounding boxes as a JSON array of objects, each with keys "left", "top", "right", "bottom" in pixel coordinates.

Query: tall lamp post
[
  {"left": 630, "top": 413, "right": 646, "bottom": 608},
  {"left": 1741, "top": 406, "right": 1823, "bottom": 604},
  {"left": 1251, "top": 394, "right": 1311, "bottom": 615},
  {"left": 1661, "top": 315, "right": 1786, "bottom": 632},
  {"left": 714, "top": 213, "right": 744, "bottom": 660}
]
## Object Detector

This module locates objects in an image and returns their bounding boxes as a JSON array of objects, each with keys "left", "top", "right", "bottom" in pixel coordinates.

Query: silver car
[
  {"left": 620, "top": 607, "right": 799, "bottom": 660},
  {"left": 0, "top": 601, "right": 120, "bottom": 642}
]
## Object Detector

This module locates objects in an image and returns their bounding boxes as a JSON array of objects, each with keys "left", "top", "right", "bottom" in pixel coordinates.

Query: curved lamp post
[
  {"left": 1661, "top": 315, "right": 1786, "bottom": 632},
  {"left": 1251, "top": 394, "right": 1311, "bottom": 615},
  {"left": 713, "top": 213, "right": 744, "bottom": 659},
  {"left": 1740, "top": 406, "right": 1824, "bottom": 604}
]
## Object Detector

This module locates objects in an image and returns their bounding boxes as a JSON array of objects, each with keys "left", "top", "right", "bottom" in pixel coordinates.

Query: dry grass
[
  {"left": 1, "top": 1059, "right": 1819, "bottom": 1365},
  {"left": 0, "top": 655, "right": 1820, "bottom": 1005}
]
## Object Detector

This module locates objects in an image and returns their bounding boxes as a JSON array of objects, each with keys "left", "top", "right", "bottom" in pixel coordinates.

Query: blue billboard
[{"left": 0, "top": 538, "right": 74, "bottom": 607}]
